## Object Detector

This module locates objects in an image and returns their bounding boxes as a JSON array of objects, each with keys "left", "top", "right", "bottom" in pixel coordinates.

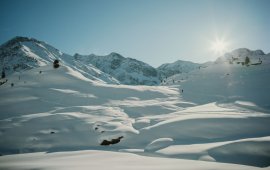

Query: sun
[{"left": 210, "top": 38, "right": 229, "bottom": 55}]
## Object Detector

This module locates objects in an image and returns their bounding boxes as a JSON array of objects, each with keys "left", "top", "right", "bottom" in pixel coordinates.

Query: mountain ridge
[{"left": 1, "top": 36, "right": 269, "bottom": 85}]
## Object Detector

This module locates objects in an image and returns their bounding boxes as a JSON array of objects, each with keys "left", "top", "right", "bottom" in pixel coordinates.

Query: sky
[{"left": 0, "top": 0, "right": 269, "bottom": 67}]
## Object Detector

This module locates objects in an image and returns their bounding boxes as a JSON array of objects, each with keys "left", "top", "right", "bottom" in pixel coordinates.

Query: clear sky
[{"left": 0, "top": 0, "right": 269, "bottom": 67}]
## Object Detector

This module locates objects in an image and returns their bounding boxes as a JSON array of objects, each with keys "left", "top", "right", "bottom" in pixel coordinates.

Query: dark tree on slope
[
  {"left": 1, "top": 70, "right": 5, "bottom": 79},
  {"left": 53, "top": 59, "right": 60, "bottom": 69},
  {"left": 245, "top": 56, "right": 250, "bottom": 65}
]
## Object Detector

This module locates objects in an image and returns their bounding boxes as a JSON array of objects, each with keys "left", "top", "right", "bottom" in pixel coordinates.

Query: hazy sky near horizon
[{"left": 0, "top": 0, "right": 269, "bottom": 67}]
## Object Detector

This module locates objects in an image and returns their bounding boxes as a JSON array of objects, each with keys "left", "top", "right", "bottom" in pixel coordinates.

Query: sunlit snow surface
[{"left": 1, "top": 63, "right": 270, "bottom": 169}]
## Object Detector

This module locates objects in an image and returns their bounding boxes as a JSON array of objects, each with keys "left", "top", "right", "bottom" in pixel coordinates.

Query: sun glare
[{"left": 210, "top": 38, "right": 229, "bottom": 55}]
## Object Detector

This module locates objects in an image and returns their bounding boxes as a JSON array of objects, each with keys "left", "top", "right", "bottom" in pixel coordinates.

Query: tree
[
  {"left": 245, "top": 56, "right": 250, "bottom": 65},
  {"left": 1, "top": 70, "right": 5, "bottom": 79},
  {"left": 53, "top": 59, "right": 60, "bottom": 68}
]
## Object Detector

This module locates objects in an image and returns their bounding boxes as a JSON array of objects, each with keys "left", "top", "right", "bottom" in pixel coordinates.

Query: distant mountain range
[{"left": 0, "top": 36, "right": 269, "bottom": 85}]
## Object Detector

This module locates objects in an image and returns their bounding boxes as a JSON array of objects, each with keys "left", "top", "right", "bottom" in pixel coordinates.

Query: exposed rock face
[
  {"left": 74, "top": 52, "right": 159, "bottom": 85},
  {"left": 100, "top": 136, "right": 124, "bottom": 146}
]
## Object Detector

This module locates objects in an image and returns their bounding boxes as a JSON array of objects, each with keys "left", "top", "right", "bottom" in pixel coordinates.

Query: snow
[
  {"left": 145, "top": 138, "right": 174, "bottom": 152},
  {"left": 167, "top": 61, "right": 270, "bottom": 110},
  {"left": 1, "top": 37, "right": 270, "bottom": 169},
  {"left": 156, "top": 136, "right": 270, "bottom": 167},
  {"left": 50, "top": 88, "right": 96, "bottom": 98},
  {"left": 0, "top": 150, "right": 264, "bottom": 170},
  {"left": 1, "top": 63, "right": 269, "bottom": 168}
]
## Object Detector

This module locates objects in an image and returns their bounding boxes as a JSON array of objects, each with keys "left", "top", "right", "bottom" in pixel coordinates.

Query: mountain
[
  {"left": 0, "top": 36, "right": 119, "bottom": 84},
  {"left": 1, "top": 36, "right": 269, "bottom": 87},
  {"left": 0, "top": 36, "right": 62, "bottom": 73},
  {"left": 157, "top": 60, "right": 201, "bottom": 80},
  {"left": 1, "top": 36, "right": 207, "bottom": 86},
  {"left": 215, "top": 48, "right": 270, "bottom": 65},
  {"left": 0, "top": 37, "right": 160, "bottom": 85},
  {"left": 74, "top": 53, "right": 159, "bottom": 85}
]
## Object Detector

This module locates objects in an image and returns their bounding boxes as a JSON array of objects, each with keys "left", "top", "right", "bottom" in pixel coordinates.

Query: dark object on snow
[
  {"left": 11, "top": 83, "right": 14, "bottom": 87},
  {"left": 39, "top": 71, "right": 42, "bottom": 74},
  {"left": 245, "top": 56, "right": 250, "bottom": 65},
  {"left": 100, "top": 136, "right": 123, "bottom": 146},
  {"left": 251, "top": 62, "right": 262, "bottom": 65},
  {"left": 0, "top": 79, "right": 8, "bottom": 86},
  {"left": 1, "top": 70, "right": 5, "bottom": 79},
  {"left": 53, "top": 59, "right": 60, "bottom": 68},
  {"left": 50, "top": 131, "right": 55, "bottom": 134},
  {"left": 182, "top": 89, "right": 183, "bottom": 93}
]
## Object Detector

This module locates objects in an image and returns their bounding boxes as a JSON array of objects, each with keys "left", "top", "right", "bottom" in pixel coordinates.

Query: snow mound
[
  {"left": 199, "top": 155, "right": 216, "bottom": 162},
  {"left": 145, "top": 138, "right": 174, "bottom": 152}
]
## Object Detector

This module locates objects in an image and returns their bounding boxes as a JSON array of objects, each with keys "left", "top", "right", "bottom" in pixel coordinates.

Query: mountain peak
[
  {"left": 157, "top": 60, "right": 200, "bottom": 79},
  {"left": 1, "top": 36, "right": 41, "bottom": 48},
  {"left": 216, "top": 48, "right": 267, "bottom": 64},
  {"left": 254, "top": 49, "right": 265, "bottom": 55},
  {"left": 108, "top": 52, "right": 125, "bottom": 59},
  {"left": 228, "top": 48, "right": 265, "bottom": 56}
]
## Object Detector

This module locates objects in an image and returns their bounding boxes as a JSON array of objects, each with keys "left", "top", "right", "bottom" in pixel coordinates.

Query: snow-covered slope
[
  {"left": 0, "top": 150, "right": 264, "bottom": 170},
  {"left": 1, "top": 38, "right": 270, "bottom": 168},
  {"left": 0, "top": 64, "right": 179, "bottom": 154},
  {"left": 0, "top": 63, "right": 270, "bottom": 168},
  {"left": 165, "top": 49, "right": 270, "bottom": 110},
  {"left": 157, "top": 60, "right": 201, "bottom": 80},
  {"left": 74, "top": 53, "right": 159, "bottom": 85},
  {"left": 0, "top": 36, "right": 119, "bottom": 84}
]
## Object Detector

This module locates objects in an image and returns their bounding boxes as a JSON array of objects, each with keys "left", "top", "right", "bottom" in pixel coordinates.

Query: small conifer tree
[
  {"left": 245, "top": 56, "right": 250, "bottom": 65},
  {"left": 53, "top": 59, "right": 60, "bottom": 69},
  {"left": 1, "top": 70, "right": 5, "bottom": 79}
]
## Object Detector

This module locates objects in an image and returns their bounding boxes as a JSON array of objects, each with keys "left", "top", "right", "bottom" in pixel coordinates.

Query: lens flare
[{"left": 210, "top": 38, "right": 229, "bottom": 55}]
